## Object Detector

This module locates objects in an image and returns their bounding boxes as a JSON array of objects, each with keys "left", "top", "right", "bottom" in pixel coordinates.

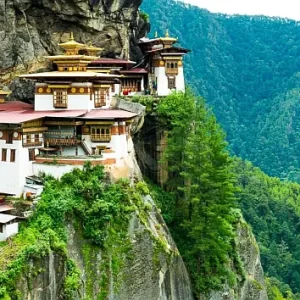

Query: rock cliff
[
  {"left": 15, "top": 196, "right": 195, "bottom": 300},
  {"left": 0, "top": 0, "right": 149, "bottom": 100},
  {"left": 201, "top": 219, "right": 268, "bottom": 300}
]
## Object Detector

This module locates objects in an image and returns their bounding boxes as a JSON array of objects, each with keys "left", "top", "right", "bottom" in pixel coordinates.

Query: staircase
[{"left": 81, "top": 140, "right": 92, "bottom": 155}]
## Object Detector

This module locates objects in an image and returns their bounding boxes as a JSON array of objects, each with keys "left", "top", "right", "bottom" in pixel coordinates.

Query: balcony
[
  {"left": 91, "top": 134, "right": 111, "bottom": 142},
  {"left": 165, "top": 68, "right": 178, "bottom": 75},
  {"left": 23, "top": 141, "right": 43, "bottom": 147},
  {"left": 45, "top": 138, "right": 81, "bottom": 146}
]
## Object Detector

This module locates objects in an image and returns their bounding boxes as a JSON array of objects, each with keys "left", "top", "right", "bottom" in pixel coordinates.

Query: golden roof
[
  {"left": 58, "top": 33, "right": 86, "bottom": 55},
  {"left": 84, "top": 44, "right": 104, "bottom": 52},
  {"left": 160, "top": 29, "right": 177, "bottom": 43}
]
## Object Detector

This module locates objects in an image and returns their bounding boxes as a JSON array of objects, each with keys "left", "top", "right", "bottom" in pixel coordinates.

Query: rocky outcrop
[
  {"left": 0, "top": 0, "right": 149, "bottom": 100},
  {"left": 65, "top": 195, "right": 194, "bottom": 300},
  {"left": 201, "top": 219, "right": 268, "bottom": 300},
  {"left": 114, "top": 98, "right": 146, "bottom": 134},
  {"left": 16, "top": 252, "right": 66, "bottom": 300},
  {"left": 14, "top": 195, "right": 194, "bottom": 300}
]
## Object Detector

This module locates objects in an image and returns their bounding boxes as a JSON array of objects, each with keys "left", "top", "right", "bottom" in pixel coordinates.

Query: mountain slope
[{"left": 141, "top": 0, "right": 300, "bottom": 180}]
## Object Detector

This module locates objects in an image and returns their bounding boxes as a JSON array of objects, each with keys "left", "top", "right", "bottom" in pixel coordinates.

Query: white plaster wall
[
  {"left": 0, "top": 140, "right": 34, "bottom": 196},
  {"left": 0, "top": 232, "right": 5, "bottom": 241},
  {"left": 61, "top": 146, "right": 85, "bottom": 156},
  {"left": 33, "top": 163, "right": 83, "bottom": 179},
  {"left": 6, "top": 223, "right": 18, "bottom": 238},
  {"left": 35, "top": 94, "right": 54, "bottom": 111},
  {"left": 35, "top": 93, "right": 92, "bottom": 111},
  {"left": 0, "top": 222, "right": 19, "bottom": 241},
  {"left": 141, "top": 77, "right": 145, "bottom": 92},
  {"left": 112, "top": 84, "right": 121, "bottom": 96},
  {"left": 110, "top": 135, "right": 128, "bottom": 158},
  {"left": 155, "top": 67, "right": 169, "bottom": 96},
  {"left": 154, "top": 66, "right": 185, "bottom": 96},
  {"left": 68, "top": 95, "right": 91, "bottom": 110},
  {"left": 176, "top": 67, "right": 185, "bottom": 92}
]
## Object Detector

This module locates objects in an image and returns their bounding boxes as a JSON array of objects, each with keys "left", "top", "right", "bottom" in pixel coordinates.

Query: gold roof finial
[
  {"left": 155, "top": 31, "right": 158, "bottom": 38},
  {"left": 70, "top": 32, "right": 74, "bottom": 41},
  {"left": 165, "top": 29, "right": 169, "bottom": 38}
]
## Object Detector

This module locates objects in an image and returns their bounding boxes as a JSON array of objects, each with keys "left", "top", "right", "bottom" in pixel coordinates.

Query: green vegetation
[
  {"left": 142, "top": 0, "right": 300, "bottom": 181},
  {"left": 155, "top": 91, "right": 241, "bottom": 295},
  {"left": 0, "top": 163, "right": 162, "bottom": 299},
  {"left": 235, "top": 159, "right": 300, "bottom": 298},
  {"left": 139, "top": 10, "right": 149, "bottom": 22}
]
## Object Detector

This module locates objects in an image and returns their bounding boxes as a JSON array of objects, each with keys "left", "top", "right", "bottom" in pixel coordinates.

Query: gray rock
[
  {"left": 200, "top": 218, "right": 268, "bottom": 300},
  {"left": 0, "top": 0, "right": 149, "bottom": 101}
]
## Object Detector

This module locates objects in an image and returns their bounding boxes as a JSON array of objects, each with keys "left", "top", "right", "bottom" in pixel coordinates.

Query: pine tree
[{"left": 157, "top": 91, "right": 238, "bottom": 294}]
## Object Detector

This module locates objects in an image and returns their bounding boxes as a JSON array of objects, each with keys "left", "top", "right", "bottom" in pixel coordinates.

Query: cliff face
[
  {"left": 0, "top": 0, "right": 149, "bottom": 99},
  {"left": 201, "top": 220, "right": 268, "bottom": 300},
  {"left": 16, "top": 197, "right": 195, "bottom": 300}
]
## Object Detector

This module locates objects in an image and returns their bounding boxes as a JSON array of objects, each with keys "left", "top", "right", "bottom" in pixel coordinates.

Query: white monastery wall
[
  {"left": 155, "top": 67, "right": 169, "bottom": 96},
  {"left": 0, "top": 222, "right": 19, "bottom": 241},
  {"left": 0, "top": 140, "right": 34, "bottom": 196},
  {"left": 61, "top": 146, "right": 85, "bottom": 156},
  {"left": 176, "top": 67, "right": 185, "bottom": 92},
  {"left": 33, "top": 163, "right": 83, "bottom": 179},
  {"left": 34, "top": 95, "right": 54, "bottom": 111}
]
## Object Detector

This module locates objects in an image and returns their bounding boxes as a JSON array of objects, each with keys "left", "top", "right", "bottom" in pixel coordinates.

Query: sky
[{"left": 182, "top": 0, "right": 300, "bottom": 20}]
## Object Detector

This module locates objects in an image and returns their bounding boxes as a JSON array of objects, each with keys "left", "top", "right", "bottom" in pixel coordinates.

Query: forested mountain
[
  {"left": 141, "top": 0, "right": 300, "bottom": 181},
  {"left": 234, "top": 159, "right": 300, "bottom": 298}
]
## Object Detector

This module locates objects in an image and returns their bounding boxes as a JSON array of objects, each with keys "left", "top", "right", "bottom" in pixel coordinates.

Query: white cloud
[{"left": 182, "top": 0, "right": 300, "bottom": 20}]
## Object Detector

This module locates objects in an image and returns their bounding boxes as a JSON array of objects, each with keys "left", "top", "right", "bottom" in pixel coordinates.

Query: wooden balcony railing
[
  {"left": 91, "top": 134, "right": 111, "bottom": 142},
  {"left": 165, "top": 68, "right": 179, "bottom": 75},
  {"left": 23, "top": 141, "right": 43, "bottom": 147},
  {"left": 45, "top": 138, "right": 80, "bottom": 146}
]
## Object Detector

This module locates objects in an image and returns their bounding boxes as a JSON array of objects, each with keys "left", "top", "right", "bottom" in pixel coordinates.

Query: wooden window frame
[
  {"left": 94, "top": 88, "right": 106, "bottom": 107},
  {"left": 91, "top": 126, "right": 111, "bottom": 142},
  {"left": 6, "top": 132, "right": 13, "bottom": 144},
  {"left": 28, "top": 149, "right": 35, "bottom": 161},
  {"left": 168, "top": 77, "right": 176, "bottom": 89},
  {"left": 53, "top": 89, "right": 68, "bottom": 108},
  {"left": 22, "top": 133, "right": 43, "bottom": 147},
  {"left": 1, "top": 149, "right": 7, "bottom": 162},
  {"left": 166, "top": 61, "right": 179, "bottom": 75},
  {"left": 10, "top": 149, "right": 16, "bottom": 162}
]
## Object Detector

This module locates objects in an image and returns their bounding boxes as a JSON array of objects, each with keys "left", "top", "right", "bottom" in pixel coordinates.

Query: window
[
  {"left": 166, "top": 61, "right": 179, "bottom": 75},
  {"left": 23, "top": 133, "right": 43, "bottom": 147},
  {"left": 6, "top": 132, "right": 13, "bottom": 144},
  {"left": 34, "top": 134, "right": 40, "bottom": 144},
  {"left": 0, "top": 224, "right": 3, "bottom": 233},
  {"left": 53, "top": 89, "right": 68, "bottom": 108},
  {"left": 168, "top": 77, "right": 176, "bottom": 89},
  {"left": 1, "top": 149, "right": 7, "bottom": 162},
  {"left": 10, "top": 149, "right": 16, "bottom": 162},
  {"left": 28, "top": 149, "right": 35, "bottom": 161},
  {"left": 94, "top": 88, "right": 106, "bottom": 107},
  {"left": 91, "top": 126, "right": 111, "bottom": 142}
]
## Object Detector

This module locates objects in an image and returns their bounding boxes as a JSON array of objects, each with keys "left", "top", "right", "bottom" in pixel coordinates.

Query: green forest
[
  {"left": 151, "top": 92, "right": 300, "bottom": 299},
  {"left": 141, "top": 0, "right": 300, "bottom": 182}
]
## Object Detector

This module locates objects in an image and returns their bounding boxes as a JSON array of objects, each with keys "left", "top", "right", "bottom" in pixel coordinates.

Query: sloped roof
[
  {"left": 0, "top": 213, "right": 17, "bottom": 224},
  {"left": 0, "top": 101, "right": 136, "bottom": 124}
]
